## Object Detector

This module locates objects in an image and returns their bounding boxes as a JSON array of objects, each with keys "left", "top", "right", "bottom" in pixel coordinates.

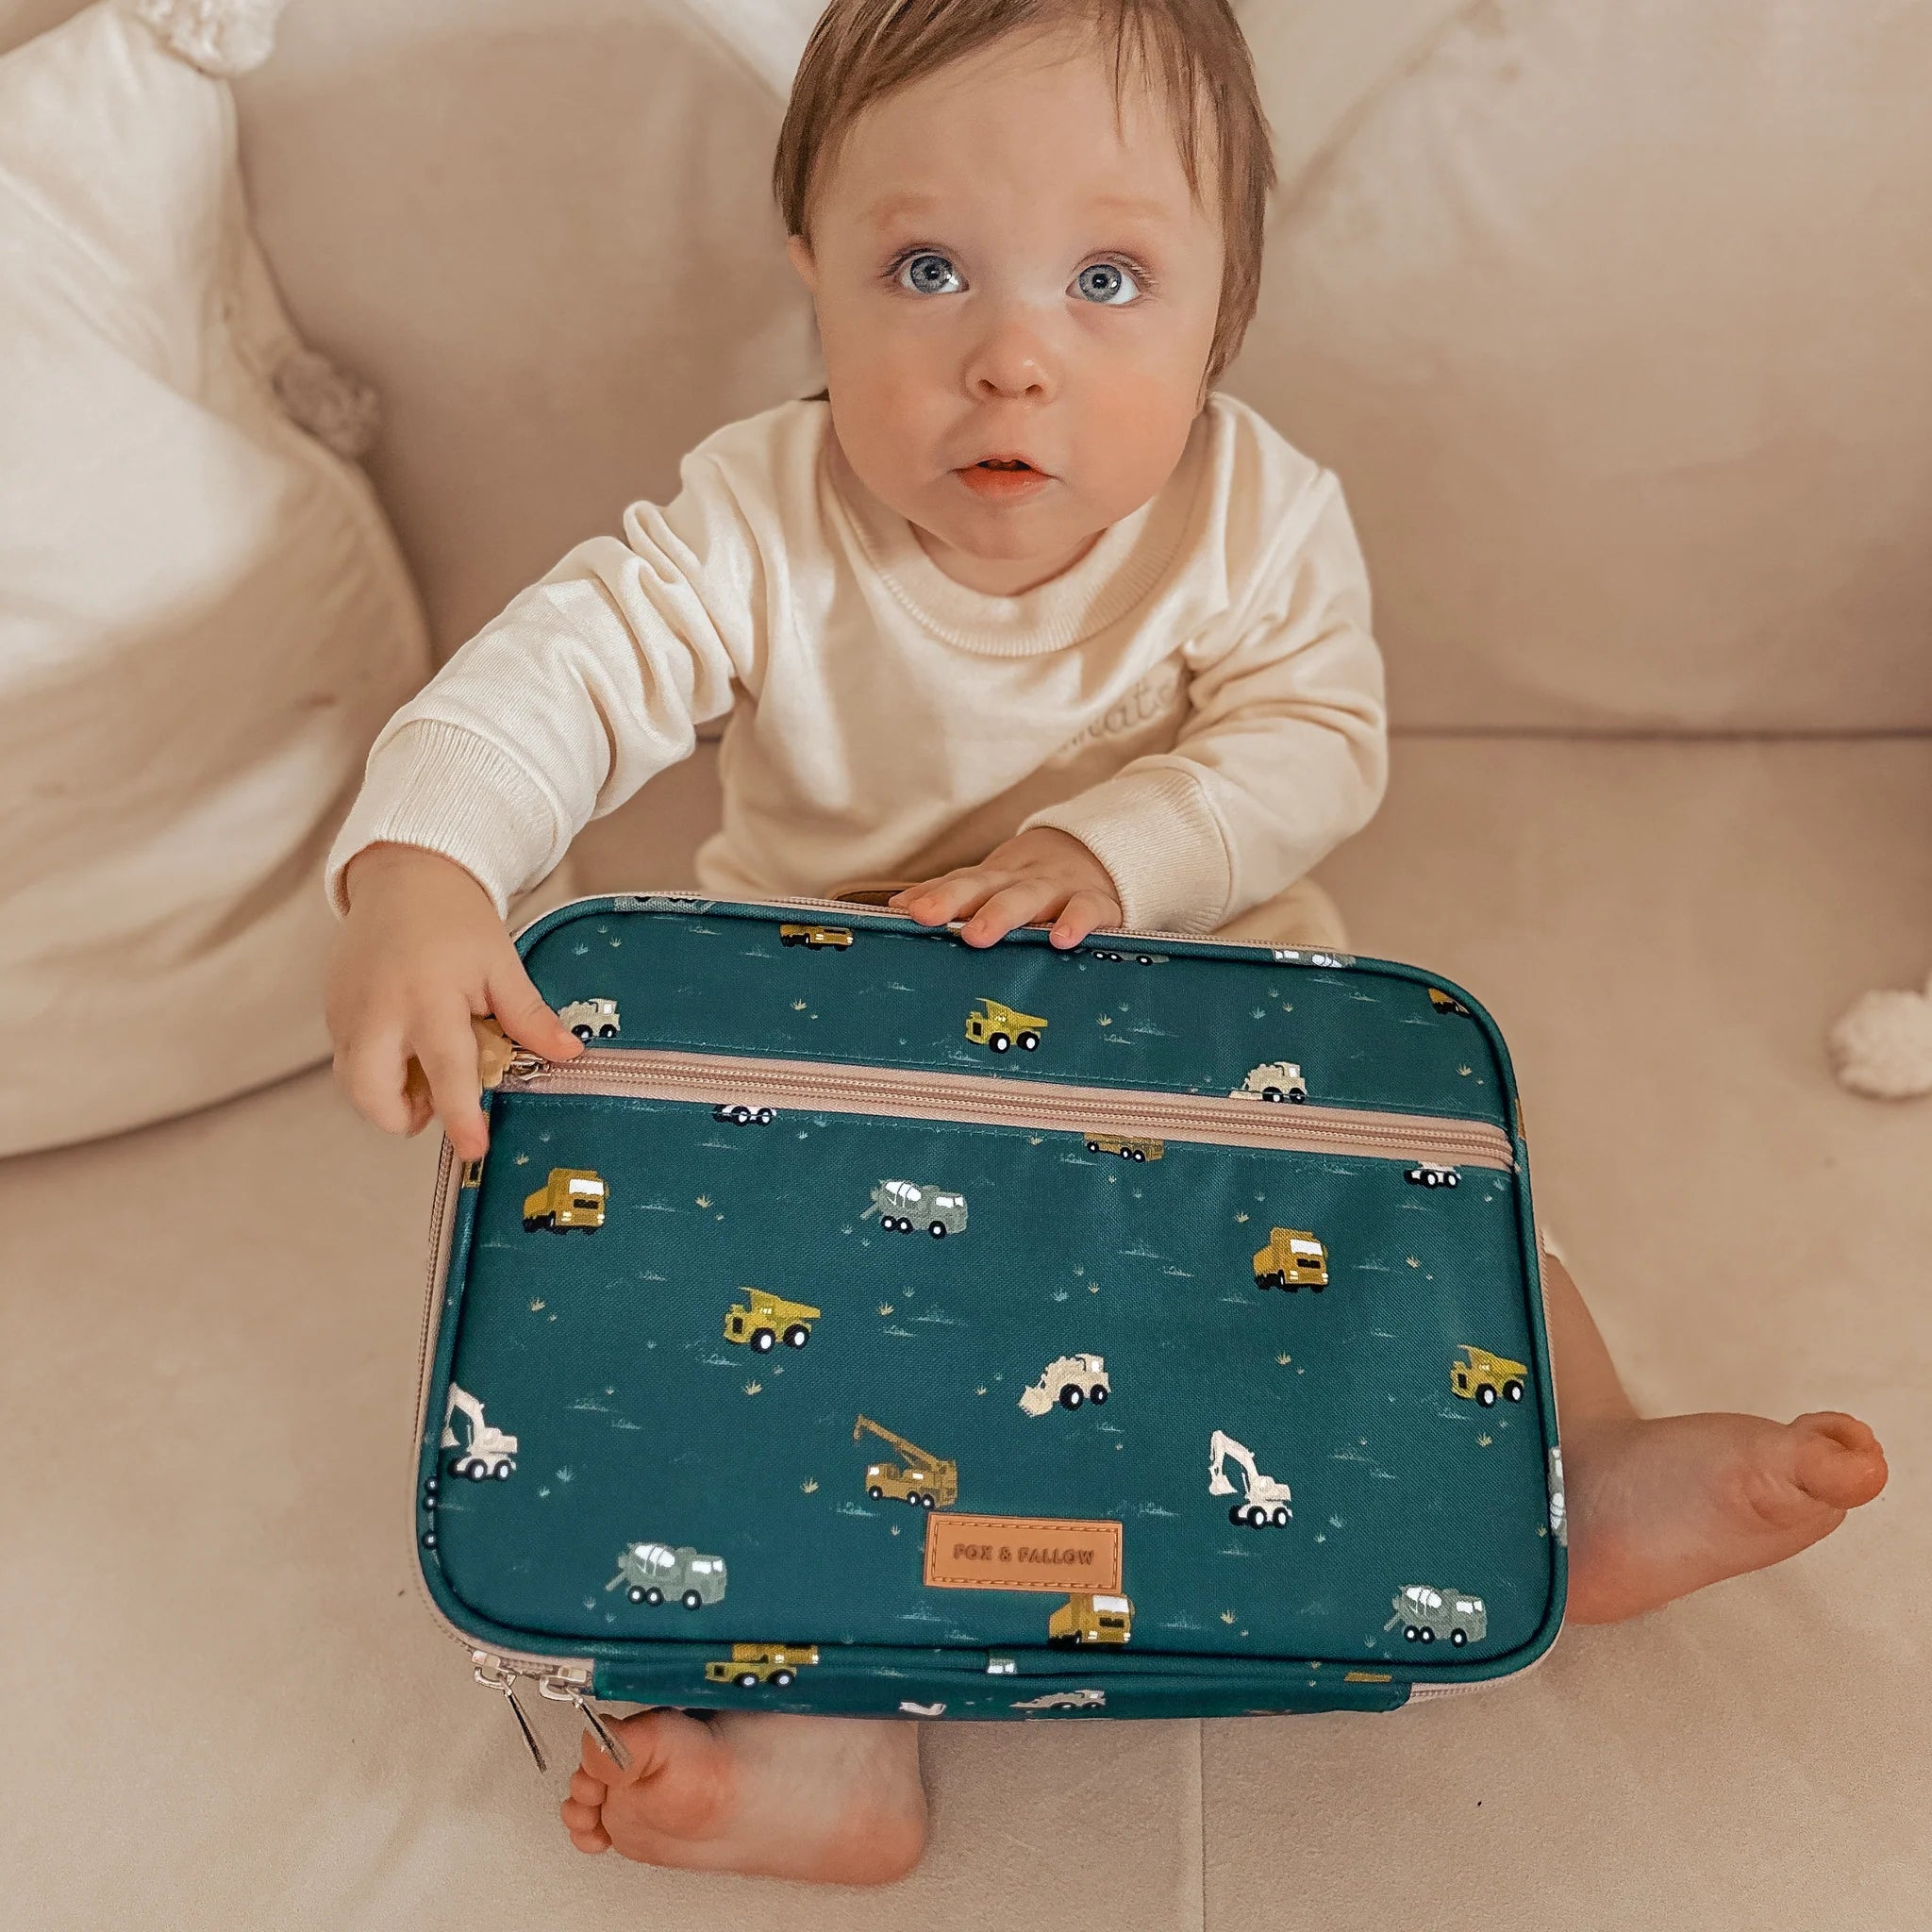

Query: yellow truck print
[
  {"left": 724, "top": 1290, "right": 820, "bottom": 1353},
  {"left": 965, "top": 998, "right": 1047, "bottom": 1054},
  {"left": 521, "top": 1167, "right": 608, "bottom": 1232},
  {"left": 1450, "top": 1344, "right": 1528, "bottom": 1407},
  {"left": 1427, "top": 986, "right": 1473, "bottom": 1016},
  {"left": 1252, "top": 1227, "right": 1330, "bottom": 1291},
  {"left": 778, "top": 924, "right": 852, "bottom": 949},
  {"left": 704, "top": 1643, "right": 820, "bottom": 1688},
  {"left": 1048, "top": 1592, "right": 1135, "bottom": 1646},
  {"left": 1084, "top": 1132, "right": 1164, "bottom": 1162}
]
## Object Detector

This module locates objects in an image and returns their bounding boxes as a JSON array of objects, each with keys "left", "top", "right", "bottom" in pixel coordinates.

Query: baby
[{"left": 323, "top": 0, "right": 1889, "bottom": 1889}]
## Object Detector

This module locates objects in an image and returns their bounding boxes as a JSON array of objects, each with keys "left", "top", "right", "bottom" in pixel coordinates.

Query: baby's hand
[
  {"left": 324, "top": 843, "right": 584, "bottom": 1162},
  {"left": 889, "top": 828, "right": 1123, "bottom": 950}
]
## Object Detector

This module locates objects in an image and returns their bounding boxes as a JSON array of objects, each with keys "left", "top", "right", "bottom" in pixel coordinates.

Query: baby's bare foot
[
  {"left": 1564, "top": 1409, "right": 1888, "bottom": 1624},
  {"left": 558, "top": 1708, "right": 925, "bottom": 1885}
]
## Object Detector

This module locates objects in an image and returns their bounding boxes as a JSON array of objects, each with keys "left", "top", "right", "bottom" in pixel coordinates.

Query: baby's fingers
[
  {"left": 413, "top": 1005, "right": 491, "bottom": 1160},
  {"left": 335, "top": 1030, "right": 421, "bottom": 1138},
  {"left": 489, "top": 958, "right": 585, "bottom": 1063}
]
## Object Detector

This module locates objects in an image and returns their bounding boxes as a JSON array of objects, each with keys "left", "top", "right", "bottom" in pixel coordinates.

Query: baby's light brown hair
[{"left": 774, "top": 0, "right": 1277, "bottom": 395}]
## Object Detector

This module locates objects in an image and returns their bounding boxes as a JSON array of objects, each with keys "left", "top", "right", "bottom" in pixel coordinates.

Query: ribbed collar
[{"left": 823, "top": 404, "right": 1213, "bottom": 658}]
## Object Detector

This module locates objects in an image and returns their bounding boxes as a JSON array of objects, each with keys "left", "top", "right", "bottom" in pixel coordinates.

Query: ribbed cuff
[
  {"left": 1020, "top": 765, "right": 1231, "bottom": 934},
  {"left": 323, "top": 720, "right": 568, "bottom": 921}
]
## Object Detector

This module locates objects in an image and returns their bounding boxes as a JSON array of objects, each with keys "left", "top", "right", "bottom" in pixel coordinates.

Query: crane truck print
[{"left": 854, "top": 1414, "right": 958, "bottom": 1508}]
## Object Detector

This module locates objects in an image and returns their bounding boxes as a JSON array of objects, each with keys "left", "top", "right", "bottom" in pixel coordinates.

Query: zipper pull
[
  {"left": 501, "top": 1047, "right": 550, "bottom": 1084},
  {"left": 473, "top": 1654, "right": 547, "bottom": 1771},
  {"left": 540, "top": 1674, "right": 633, "bottom": 1772}
]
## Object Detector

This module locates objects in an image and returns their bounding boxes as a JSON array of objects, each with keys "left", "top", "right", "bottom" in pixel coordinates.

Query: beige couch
[{"left": 6, "top": 2, "right": 1928, "bottom": 1926}]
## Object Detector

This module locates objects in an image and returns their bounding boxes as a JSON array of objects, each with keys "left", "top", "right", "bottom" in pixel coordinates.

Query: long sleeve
[
  {"left": 323, "top": 452, "right": 769, "bottom": 919},
  {"left": 1019, "top": 469, "right": 1387, "bottom": 934}
]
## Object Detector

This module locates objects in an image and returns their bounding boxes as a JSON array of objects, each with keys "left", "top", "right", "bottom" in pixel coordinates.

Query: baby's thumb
[{"left": 489, "top": 964, "right": 584, "bottom": 1061}]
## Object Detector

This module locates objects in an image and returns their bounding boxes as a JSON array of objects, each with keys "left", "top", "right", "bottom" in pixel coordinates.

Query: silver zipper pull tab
[
  {"left": 474, "top": 1655, "right": 547, "bottom": 1771},
  {"left": 501, "top": 1047, "right": 549, "bottom": 1084},
  {"left": 540, "top": 1674, "right": 632, "bottom": 1772}
]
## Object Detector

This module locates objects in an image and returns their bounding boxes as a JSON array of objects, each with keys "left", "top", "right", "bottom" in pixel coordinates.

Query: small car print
[
  {"left": 712, "top": 1101, "right": 777, "bottom": 1125},
  {"left": 1011, "top": 1689, "right": 1107, "bottom": 1711},
  {"left": 1406, "top": 1162, "right": 1460, "bottom": 1189},
  {"left": 1427, "top": 986, "right": 1473, "bottom": 1016},
  {"left": 1385, "top": 1584, "right": 1487, "bottom": 1646},
  {"left": 558, "top": 997, "right": 621, "bottom": 1040},
  {"left": 1232, "top": 1060, "right": 1308, "bottom": 1103},
  {"left": 779, "top": 924, "right": 853, "bottom": 949}
]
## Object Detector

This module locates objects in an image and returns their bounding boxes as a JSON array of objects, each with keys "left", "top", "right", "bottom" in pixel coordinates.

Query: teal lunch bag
[{"left": 408, "top": 892, "right": 1565, "bottom": 1766}]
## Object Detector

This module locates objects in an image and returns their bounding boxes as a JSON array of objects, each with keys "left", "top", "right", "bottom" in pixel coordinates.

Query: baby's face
[{"left": 788, "top": 26, "right": 1224, "bottom": 594}]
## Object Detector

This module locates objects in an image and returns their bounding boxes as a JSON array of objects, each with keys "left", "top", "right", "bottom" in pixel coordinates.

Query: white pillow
[
  {"left": 1234, "top": 0, "right": 1932, "bottom": 731},
  {"left": 0, "top": 0, "right": 433, "bottom": 1157}
]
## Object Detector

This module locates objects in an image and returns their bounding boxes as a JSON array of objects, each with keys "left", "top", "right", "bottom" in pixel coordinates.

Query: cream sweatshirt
[{"left": 323, "top": 393, "right": 1387, "bottom": 935}]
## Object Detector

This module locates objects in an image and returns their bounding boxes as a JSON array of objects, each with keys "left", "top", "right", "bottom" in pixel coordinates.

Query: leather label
[{"left": 923, "top": 1514, "right": 1123, "bottom": 1594}]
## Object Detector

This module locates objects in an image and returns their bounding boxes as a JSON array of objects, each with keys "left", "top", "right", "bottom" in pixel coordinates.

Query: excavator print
[
  {"left": 1208, "top": 1429, "right": 1292, "bottom": 1528},
  {"left": 441, "top": 1386, "right": 518, "bottom": 1481}
]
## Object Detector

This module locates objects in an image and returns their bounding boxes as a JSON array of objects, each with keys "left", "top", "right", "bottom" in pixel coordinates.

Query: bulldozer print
[
  {"left": 1047, "top": 1592, "right": 1134, "bottom": 1646},
  {"left": 1252, "top": 1227, "right": 1329, "bottom": 1291},
  {"left": 704, "top": 1643, "right": 819, "bottom": 1689},
  {"left": 1450, "top": 1344, "right": 1528, "bottom": 1407},
  {"left": 1019, "top": 1354, "right": 1111, "bottom": 1416},
  {"left": 1208, "top": 1430, "right": 1292, "bottom": 1528},
  {"left": 778, "top": 923, "right": 852, "bottom": 949},
  {"left": 606, "top": 1541, "right": 726, "bottom": 1608},
  {"left": 964, "top": 997, "right": 1047, "bottom": 1054},
  {"left": 1385, "top": 1583, "right": 1487, "bottom": 1646},
  {"left": 724, "top": 1289, "right": 820, "bottom": 1352},
  {"left": 521, "top": 1166, "right": 607, "bottom": 1232},
  {"left": 854, "top": 1414, "right": 958, "bottom": 1508},
  {"left": 1231, "top": 1059, "right": 1308, "bottom": 1103},
  {"left": 441, "top": 1385, "right": 518, "bottom": 1480},
  {"left": 864, "top": 1177, "right": 968, "bottom": 1237},
  {"left": 1084, "top": 1132, "right": 1163, "bottom": 1162},
  {"left": 558, "top": 997, "right": 621, "bottom": 1040}
]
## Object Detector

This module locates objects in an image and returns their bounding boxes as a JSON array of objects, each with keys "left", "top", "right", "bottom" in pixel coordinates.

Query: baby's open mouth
[{"left": 976, "top": 458, "right": 1032, "bottom": 470}]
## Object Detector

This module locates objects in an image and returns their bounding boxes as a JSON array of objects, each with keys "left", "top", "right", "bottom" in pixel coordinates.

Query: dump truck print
[
  {"left": 558, "top": 997, "right": 620, "bottom": 1040},
  {"left": 704, "top": 1643, "right": 819, "bottom": 1688},
  {"left": 1427, "top": 987, "right": 1473, "bottom": 1016},
  {"left": 606, "top": 1541, "right": 727, "bottom": 1608},
  {"left": 724, "top": 1289, "right": 820, "bottom": 1352},
  {"left": 865, "top": 1177, "right": 968, "bottom": 1236},
  {"left": 1450, "top": 1344, "right": 1527, "bottom": 1406},
  {"left": 778, "top": 924, "right": 852, "bottom": 949},
  {"left": 1232, "top": 1059, "right": 1308, "bottom": 1103},
  {"left": 1252, "top": 1227, "right": 1330, "bottom": 1290},
  {"left": 1385, "top": 1584, "right": 1487, "bottom": 1646},
  {"left": 1084, "top": 1132, "right": 1164, "bottom": 1162},
  {"left": 1048, "top": 1592, "right": 1134, "bottom": 1646},
  {"left": 965, "top": 998, "right": 1047, "bottom": 1053},
  {"left": 522, "top": 1167, "right": 607, "bottom": 1232},
  {"left": 1019, "top": 1354, "right": 1111, "bottom": 1415},
  {"left": 1406, "top": 1162, "right": 1459, "bottom": 1188}
]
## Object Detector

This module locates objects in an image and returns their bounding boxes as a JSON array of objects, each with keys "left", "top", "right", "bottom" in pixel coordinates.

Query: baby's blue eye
[
  {"left": 898, "top": 252, "right": 962, "bottom": 296},
  {"left": 1074, "top": 260, "right": 1140, "bottom": 305}
]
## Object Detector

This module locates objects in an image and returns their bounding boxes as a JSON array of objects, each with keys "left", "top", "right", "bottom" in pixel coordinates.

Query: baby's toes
[
  {"left": 560, "top": 1770, "right": 611, "bottom": 1854},
  {"left": 1790, "top": 1411, "right": 1889, "bottom": 1510}
]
